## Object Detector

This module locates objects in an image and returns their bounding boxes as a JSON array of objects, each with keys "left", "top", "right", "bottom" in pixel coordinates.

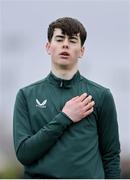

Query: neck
[{"left": 51, "top": 65, "right": 78, "bottom": 80}]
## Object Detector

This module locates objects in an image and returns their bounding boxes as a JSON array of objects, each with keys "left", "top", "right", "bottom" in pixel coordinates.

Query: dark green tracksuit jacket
[{"left": 13, "top": 71, "right": 120, "bottom": 178}]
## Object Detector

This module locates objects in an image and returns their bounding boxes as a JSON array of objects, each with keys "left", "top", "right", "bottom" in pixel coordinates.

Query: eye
[
  {"left": 69, "top": 38, "right": 77, "bottom": 43},
  {"left": 70, "top": 40, "right": 77, "bottom": 43},
  {"left": 56, "top": 39, "right": 63, "bottom": 42}
]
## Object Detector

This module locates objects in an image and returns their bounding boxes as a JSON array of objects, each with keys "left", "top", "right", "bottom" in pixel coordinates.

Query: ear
[
  {"left": 79, "top": 46, "right": 85, "bottom": 58},
  {"left": 46, "top": 42, "right": 51, "bottom": 55}
]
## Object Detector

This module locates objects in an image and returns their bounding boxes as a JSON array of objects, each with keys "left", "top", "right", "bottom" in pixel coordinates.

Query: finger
[
  {"left": 82, "top": 95, "right": 93, "bottom": 105},
  {"left": 83, "top": 101, "right": 95, "bottom": 111},
  {"left": 78, "top": 93, "right": 87, "bottom": 102},
  {"left": 83, "top": 107, "right": 94, "bottom": 117}
]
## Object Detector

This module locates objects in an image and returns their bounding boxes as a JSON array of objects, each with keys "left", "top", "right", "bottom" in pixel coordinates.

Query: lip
[{"left": 59, "top": 51, "right": 70, "bottom": 57}]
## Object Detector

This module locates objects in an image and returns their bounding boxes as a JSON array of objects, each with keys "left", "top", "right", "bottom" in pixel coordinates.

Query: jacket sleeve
[
  {"left": 97, "top": 89, "right": 121, "bottom": 179},
  {"left": 13, "top": 89, "right": 72, "bottom": 165}
]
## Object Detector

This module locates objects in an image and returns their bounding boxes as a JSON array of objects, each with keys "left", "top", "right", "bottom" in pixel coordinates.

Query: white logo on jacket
[{"left": 36, "top": 99, "right": 47, "bottom": 108}]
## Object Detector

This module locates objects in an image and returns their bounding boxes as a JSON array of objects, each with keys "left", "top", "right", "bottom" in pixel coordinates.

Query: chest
[{"left": 27, "top": 84, "right": 98, "bottom": 134}]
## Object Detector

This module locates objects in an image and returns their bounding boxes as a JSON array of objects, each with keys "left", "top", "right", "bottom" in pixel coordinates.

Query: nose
[{"left": 62, "top": 38, "right": 69, "bottom": 49}]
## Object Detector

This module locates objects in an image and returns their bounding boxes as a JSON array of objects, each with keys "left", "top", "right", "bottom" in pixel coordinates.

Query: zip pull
[{"left": 60, "top": 81, "right": 63, "bottom": 87}]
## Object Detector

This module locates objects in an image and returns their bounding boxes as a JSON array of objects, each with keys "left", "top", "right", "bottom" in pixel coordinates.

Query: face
[{"left": 46, "top": 28, "right": 85, "bottom": 69}]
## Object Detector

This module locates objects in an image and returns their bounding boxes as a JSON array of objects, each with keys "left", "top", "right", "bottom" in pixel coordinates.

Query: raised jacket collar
[{"left": 47, "top": 71, "right": 82, "bottom": 88}]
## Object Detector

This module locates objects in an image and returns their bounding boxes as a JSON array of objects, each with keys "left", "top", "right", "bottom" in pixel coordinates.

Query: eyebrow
[
  {"left": 55, "top": 35, "right": 78, "bottom": 40},
  {"left": 55, "top": 35, "right": 65, "bottom": 39}
]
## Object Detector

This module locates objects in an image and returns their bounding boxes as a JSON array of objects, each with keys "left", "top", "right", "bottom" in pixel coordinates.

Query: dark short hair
[{"left": 47, "top": 17, "right": 87, "bottom": 46}]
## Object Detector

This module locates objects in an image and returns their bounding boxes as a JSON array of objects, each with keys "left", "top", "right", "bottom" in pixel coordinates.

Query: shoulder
[
  {"left": 23, "top": 78, "right": 47, "bottom": 90},
  {"left": 80, "top": 75, "right": 114, "bottom": 106},
  {"left": 17, "top": 76, "right": 49, "bottom": 97},
  {"left": 81, "top": 75, "right": 108, "bottom": 93}
]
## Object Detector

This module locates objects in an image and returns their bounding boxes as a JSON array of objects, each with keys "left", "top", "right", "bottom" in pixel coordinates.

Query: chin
[
  {"left": 54, "top": 59, "right": 74, "bottom": 68},
  {"left": 57, "top": 60, "right": 70, "bottom": 66}
]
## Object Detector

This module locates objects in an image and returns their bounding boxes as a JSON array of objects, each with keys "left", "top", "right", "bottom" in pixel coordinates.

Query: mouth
[{"left": 59, "top": 52, "right": 70, "bottom": 58}]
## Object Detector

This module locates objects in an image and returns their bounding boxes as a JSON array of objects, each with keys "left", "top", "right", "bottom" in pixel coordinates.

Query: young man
[{"left": 13, "top": 17, "right": 121, "bottom": 178}]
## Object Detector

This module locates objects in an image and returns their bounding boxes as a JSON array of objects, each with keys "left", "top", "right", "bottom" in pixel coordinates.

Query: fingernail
[{"left": 83, "top": 93, "right": 87, "bottom": 96}]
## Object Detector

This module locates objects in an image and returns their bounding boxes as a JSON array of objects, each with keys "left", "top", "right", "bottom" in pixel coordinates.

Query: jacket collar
[{"left": 47, "top": 70, "right": 82, "bottom": 88}]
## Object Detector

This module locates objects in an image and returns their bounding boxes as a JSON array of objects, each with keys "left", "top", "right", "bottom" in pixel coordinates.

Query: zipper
[{"left": 60, "top": 81, "right": 63, "bottom": 88}]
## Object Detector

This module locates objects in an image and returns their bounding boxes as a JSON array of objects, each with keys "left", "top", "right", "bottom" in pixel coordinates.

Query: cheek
[
  {"left": 72, "top": 48, "right": 81, "bottom": 57},
  {"left": 49, "top": 46, "right": 55, "bottom": 53},
  {"left": 50, "top": 46, "right": 58, "bottom": 56}
]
